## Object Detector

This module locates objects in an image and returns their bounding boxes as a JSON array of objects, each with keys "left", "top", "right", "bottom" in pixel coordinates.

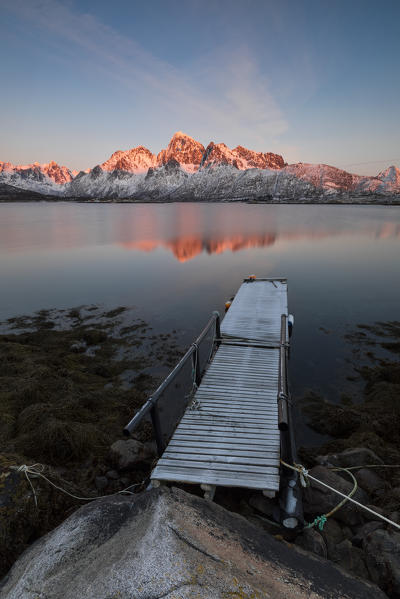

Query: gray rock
[
  {"left": 363, "top": 503, "right": 388, "bottom": 522},
  {"left": 355, "top": 468, "right": 385, "bottom": 496},
  {"left": 334, "top": 539, "right": 369, "bottom": 579},
  {"left": 364, "top": 529, "right": 400, "bottom": 596},
  {"left": 391, "top": 486, "right": 400, "bottom": 500},
  {"left": 295, "top": 528, "right": 327, "bottom": 558},
  {"left": 0, "top": 487, "right": 387, "bottom": 599},
  {"left": 317, "top": 448, "right": 383, "bottom": 469},
  {"left": 321, "top": 518, "right": 346, "bottom": 559},
  {"left": 303, "top": 465, "right": 369, "bottom": 527},
  {"left": 390, "top": 511, "right": 400, "bottom": 525},
  {"left": 94, "top": 476, "right": 108, "bottom": 491},
  {"left": 109, "top": 438, "right": 154, "bottom": 471},
  {"left": 245, "top": 514, "right": 280, "bottom": 535},
  {"left": 70, "top": 341, "right": 86, "bottom": 353},
  {"left": 105, "top": 469, "right": 119, "bottom": 480},
  {"left": 248, "top": 493, "right": 275, "bottom": 517},
  {"left": 143, "top": 440, "right": 157, "bottom": 460},
  {"left": 238, "top": 498, "right": 254, "bottom": 517},
  {"left": 352, "top": 521, "right": 384, "bottom": 548}
]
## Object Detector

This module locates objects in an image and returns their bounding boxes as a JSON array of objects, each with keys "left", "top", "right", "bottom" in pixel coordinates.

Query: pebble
[{"left": 95, "top": 476, "right": 108, "bottom": 491}]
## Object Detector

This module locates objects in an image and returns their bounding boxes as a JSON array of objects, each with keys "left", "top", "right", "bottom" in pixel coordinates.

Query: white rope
[
  {"left": 11, "top": 464, "right": 147, "bottom": 504},
  {"left": 281, "top": 460, "right": 400, "bottom": 531}
]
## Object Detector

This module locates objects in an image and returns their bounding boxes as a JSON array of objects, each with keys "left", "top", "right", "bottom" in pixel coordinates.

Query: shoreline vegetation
[
  {"left": 0, "top": 306, "right": 184, "bottom": 577},
  {"left": 1, "top": 308, "right": 400, "bottom": 595}
]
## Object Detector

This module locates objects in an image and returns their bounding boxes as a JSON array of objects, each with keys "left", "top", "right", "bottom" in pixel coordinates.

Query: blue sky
[{"left": 1, "top": 0, "right": 399, "bottom": 174}]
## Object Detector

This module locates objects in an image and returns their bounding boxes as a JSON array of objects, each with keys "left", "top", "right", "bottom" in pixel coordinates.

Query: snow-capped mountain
[
  {"left": 1, "top": 133, "right": 399, "bottom": 202},
  {"left": 283, "top": 163, "right": 400, "bottom": 195},
  {"left": 376, "top": 166, "right": 400, "bottom": 193},
  {"left": 66, "top": 161, "right": 331, "bottom": 202},
  {"left": 0, "top": 160, "right": 73, "bottom": 195},
  {"left": 0, "top": 160, "right": 73, "bottom": 184},
  {"left": 157, "top": 132, "right": 205, "bottom": 173},
  {"left": 201, "top": 142, "right": 284, "bottom": 170},
  {"left": 101, "top": 146, "right": 157, "bottom": 173}
]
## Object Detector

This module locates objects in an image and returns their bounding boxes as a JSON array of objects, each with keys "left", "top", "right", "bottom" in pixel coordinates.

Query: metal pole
[
  {"left": 277, "top": 312, "right": 303, "bottom": 528},
  {"left": 213, "top": 310, "right": 221, "bottom": 341},
  {"left": 123, "top": 398, "right": 154, "bottom": 436},
  {"left": 192, "top": 343, "right": 201, "bottom": 387},
  {"left": 150, "top": 405, "right": 164, "bottom": 456},
  {"left": 278, "top": 314, "right": 289, "bottom": 431}
]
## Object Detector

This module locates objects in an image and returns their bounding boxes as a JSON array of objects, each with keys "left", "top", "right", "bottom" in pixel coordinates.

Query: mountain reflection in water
[
  {"left": 116, "top": 203, "right": 400, "bottom": 262},
  {"left": 2, "top": 203, "right": 400, "bottom": 260}
]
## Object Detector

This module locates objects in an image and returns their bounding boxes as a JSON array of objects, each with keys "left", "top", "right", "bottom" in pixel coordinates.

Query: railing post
[
  {"left": 192, "top": 343, "right": 201, "bottom": 386},
  {"left": 213, "top": 310, "right": 221, "bottom": 342},
  {"left": 150, "top": 404, "right": 164, "bottom": 456}
]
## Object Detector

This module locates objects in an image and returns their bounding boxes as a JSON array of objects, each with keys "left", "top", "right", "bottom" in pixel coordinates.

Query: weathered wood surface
[
  {"left": 151, "top": 278, "right": 287, "bottom": 492},
  {"left": 220, "top": 279, "right": 288, "bottom": 345}
]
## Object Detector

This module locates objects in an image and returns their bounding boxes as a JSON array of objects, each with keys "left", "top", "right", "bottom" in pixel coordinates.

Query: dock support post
[
  {"left": 263, "top": 490, "right": 276, "bottom": 499},
  {"left": 201, "top": 484, "right": 216, "bottom": 501}
]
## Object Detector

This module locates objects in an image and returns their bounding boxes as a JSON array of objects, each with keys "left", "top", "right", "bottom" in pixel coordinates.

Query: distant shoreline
[{"left": 1, "top": 196, "right": 400, "bottom": 206}]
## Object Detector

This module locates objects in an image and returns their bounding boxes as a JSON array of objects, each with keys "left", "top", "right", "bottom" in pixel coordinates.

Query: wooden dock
[{"left": 150, "top": 278, "right": 289, "bottom": 498}]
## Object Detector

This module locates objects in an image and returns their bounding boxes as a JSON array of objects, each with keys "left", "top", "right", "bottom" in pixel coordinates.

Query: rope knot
[
  {"left": 10, "top": 463, "right": 45, "bottom": 507},
  {"left": 307, "top": 515, "right": 328, "bottom": 531},
  {"left": 293, "top": 462, "right": 309, "bottom": 487}
]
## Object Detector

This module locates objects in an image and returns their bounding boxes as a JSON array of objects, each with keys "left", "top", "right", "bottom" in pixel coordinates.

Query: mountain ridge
[{"left": 1, "top": 132, "right": 399, "bottom": 201}]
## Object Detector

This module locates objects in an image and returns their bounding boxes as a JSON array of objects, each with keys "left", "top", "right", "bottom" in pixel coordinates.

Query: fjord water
[{"left": 1, "top": 202, "right": 400, "bottom": 445}]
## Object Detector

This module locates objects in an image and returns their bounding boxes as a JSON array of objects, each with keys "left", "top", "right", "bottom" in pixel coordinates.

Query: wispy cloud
[{"left": 4, "top": 0, "right": 288, "bottom": 151}]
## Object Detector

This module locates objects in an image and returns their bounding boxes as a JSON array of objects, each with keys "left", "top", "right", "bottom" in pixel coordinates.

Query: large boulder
[
  {"left": 0, "top": 487, "right": 386, "bottom": 599},
  {"left": 364, "top": 529, "right": 400, "bottom": 597},
  {"left": 295, "top": 527, "right": 328, "bottom": 558},
  {"left": 317, "top": 448, "right": 384, "bottom": 469},
  {"left": 303, "top": 465, "right": 369, "bottom": 526},
  {"left": 109, "top": 438, "right": 156, "bottom": 471},
  {"left": 354, "top": 468, "right": 386, "bottom": 497}
]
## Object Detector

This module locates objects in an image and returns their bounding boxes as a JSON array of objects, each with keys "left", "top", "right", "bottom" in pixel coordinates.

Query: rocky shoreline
[
  {"left": 0, "top": 306, "right": 183, "bottom": 577},
  {"left": 1, "top": 311, "right": 399, "bottom": 596}
]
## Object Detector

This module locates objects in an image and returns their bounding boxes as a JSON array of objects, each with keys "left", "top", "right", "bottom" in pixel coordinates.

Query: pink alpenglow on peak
[
  {"left": 157, "top": 132, "right": 205, "bottom": 173},
  {"left": 2, "top": 134, "right": 399, "bottom": 200},
  {"left": 101, "top": 146, "right": 157, "bottom": 173},
  {"left": 201, "top": 142, "right": 285, "bottom": 170},
  {"left": 377, "top": 166, "right": 400, "bottom": 192},
  {"left": 0, "top": 160, "right": 74, "bottom": 184}
]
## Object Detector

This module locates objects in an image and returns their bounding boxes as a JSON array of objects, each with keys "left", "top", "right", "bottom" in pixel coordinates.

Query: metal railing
[
  {"left": 123, "top": 311, "right": 221, "bottom": 455},
  {"left": 277, "top": 313, "right": 289, "bottom": 431}
]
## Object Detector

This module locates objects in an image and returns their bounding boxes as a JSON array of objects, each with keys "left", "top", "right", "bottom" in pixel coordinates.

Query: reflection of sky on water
[
  {"left": 1, "top": 202, "right": 400, "bottom": 446},
  {"left": 2, "top": 202, "right": 400, "bottom": 259}
]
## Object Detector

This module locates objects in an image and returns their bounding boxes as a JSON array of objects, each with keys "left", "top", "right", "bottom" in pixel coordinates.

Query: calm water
[{"left": 1, "top": 202, "right": 400, "bottom": 445}]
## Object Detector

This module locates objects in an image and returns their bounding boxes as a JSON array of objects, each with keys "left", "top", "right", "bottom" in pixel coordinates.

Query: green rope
[{"left": 306, "top": 515, "right": 327, "bottom": 531}]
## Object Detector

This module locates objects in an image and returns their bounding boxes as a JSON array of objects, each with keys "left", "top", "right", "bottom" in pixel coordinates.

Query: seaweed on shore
[
  {"left": 300, "top": 321, "right": 400, "bottom": 499},
  {"left": 0, "top": 305, "right": 185, "bottom": 576},
  {"left": 0, "top": 305, "right": 185, "bottom": 466}
]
